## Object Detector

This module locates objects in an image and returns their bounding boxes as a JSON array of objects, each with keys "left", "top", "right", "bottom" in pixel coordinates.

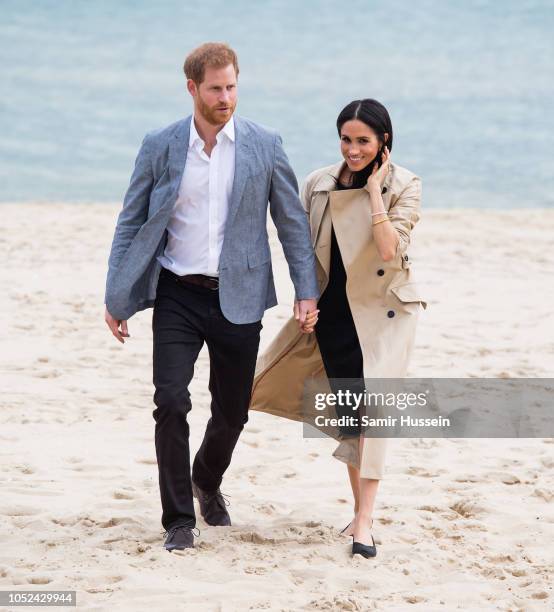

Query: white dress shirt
[{"left": 157, "top": 116, "right": 235, "bottom": 277}]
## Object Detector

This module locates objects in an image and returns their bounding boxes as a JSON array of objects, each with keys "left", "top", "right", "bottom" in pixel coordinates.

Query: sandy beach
[{"left": 0, "top": 203, "right": 553, "bottom": 611}]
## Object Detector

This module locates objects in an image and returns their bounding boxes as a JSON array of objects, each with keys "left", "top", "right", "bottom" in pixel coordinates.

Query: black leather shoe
[
  {"left": 163, "top": 525, "right": 195, "bottom": 552},
  {"left": 192, "top": 481, "right": 231, "bottom": 526},
  {"left": 352, "top": 535, "right": 377, "bottom": 558}
]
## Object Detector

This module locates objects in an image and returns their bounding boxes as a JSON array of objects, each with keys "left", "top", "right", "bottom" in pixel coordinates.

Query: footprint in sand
[
  {"left": 0, "top": 505, "right": 41, "bottom": 517},
  {"left": 78, "top": 355, "right": 97, "bottom": 363},
  {"left": 449, "top": 499, "right": 488, "bottom": 519},
  {"left": 483, "top": 471, "right": 521, "bottom": 485},
  {"left": 409, "top": 438, "right": 438, "bottom": 448},
  {"left": 33, "top": 370, "right": 62, "bottom": 379},
  {"left": 26, "top": 576, "right": 52, "bottom": 585},
  {"left": 533, "top": 488, "right": 553, "bottom": 502},
  {"left": 405, "top": 466, "right": 442, "bottom": 478},
  {"left": 98, "top": 517, "right": 140, "bottom": 529},
  {"left": 136, "top": 458, "right": 157, "bottom": 465},
  {"left": 93, "top": 396, "right": 112, "bottom": 404},
  {"left": 236, "top": 531, "right": 280, "bottom": 545},
  {"left": 13, "top": 464, "right": 35, "bottom": 474},
  {"left": 417, "top": 504, "right": 444, "bottom": 514},
  {"left": 454, "top": 474, "right": 482, "bottom": 483},
  {"left": 404, "top": 595, "right": 427, "bottom": 604},
  {"left": 306, "top": 594, "right": 366, "bottom": 611},
  {"left": 112, "top": 490, "right": 135, "bottom": 500},
  {"left": 243, "top": 566, "right": 267, "bottom": 575},
  {"left": 64, "top": 463, "right": 118, "bottom": 473},
  {"left": 255, "top": 504, "right": 276, "bottom": 515},
  {"left": 64, "top": 456, "right": 84, "bottom": 464}
]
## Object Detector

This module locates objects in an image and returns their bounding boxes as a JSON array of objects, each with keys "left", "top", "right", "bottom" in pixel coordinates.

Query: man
[{"left": 104, "top": 42, "right": 319, "bottom": 552}]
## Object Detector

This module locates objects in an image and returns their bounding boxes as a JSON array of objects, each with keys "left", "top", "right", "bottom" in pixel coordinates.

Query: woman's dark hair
[{"left": 336, "top": 99, "right": 393, "bottom": 189}]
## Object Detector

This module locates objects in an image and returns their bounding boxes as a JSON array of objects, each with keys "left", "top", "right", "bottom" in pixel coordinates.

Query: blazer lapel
[
  {"left": 225, "top": 115, "right": 251, "bottom": 231},
  {"left": 168, "top": 116, "right": 192, "bottom": 196}
]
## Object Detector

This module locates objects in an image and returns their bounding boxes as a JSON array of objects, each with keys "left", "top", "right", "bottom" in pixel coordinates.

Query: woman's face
[{"left": 340, "top": 119, "right": 381, "bottom": 172}]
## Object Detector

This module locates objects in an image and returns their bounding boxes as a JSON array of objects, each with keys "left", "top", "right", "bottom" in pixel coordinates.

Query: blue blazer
[{"left": 105, "top": 115, "right": 319, "bottom": 323}]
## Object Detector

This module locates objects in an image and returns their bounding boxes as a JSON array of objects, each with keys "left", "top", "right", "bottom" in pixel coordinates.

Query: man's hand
[
  {"left": 105, "top": 306, "right": 130, "bottom": 344},
  {"left": 294, "top": 299, "right": 319, "bottom": 334}
]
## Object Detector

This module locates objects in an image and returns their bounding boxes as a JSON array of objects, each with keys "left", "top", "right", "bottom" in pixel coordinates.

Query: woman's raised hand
[{"left": 367, "top": 146, "right": 391, "bottom": 190}]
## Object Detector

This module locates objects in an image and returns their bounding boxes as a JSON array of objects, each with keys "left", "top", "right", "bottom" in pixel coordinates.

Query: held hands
[
  {"left": 106, "top": 299, "right": 320, "bottom": 341},
  {"left": 104, "top": 306, "right": 130, "bottom": 344},
  {"left": 294, "top": 299, "right": 319, "bottom": 334},
  {"left": 367, "top": 146, "right": 391, "bottom": 191}
]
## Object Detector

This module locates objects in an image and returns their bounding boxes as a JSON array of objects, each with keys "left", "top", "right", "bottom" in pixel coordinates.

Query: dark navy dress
[{"left": 314, "top": 183, "right": 364, "bottom": 437}]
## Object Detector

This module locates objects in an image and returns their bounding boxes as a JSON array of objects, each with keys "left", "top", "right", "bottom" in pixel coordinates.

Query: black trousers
[{"left": 152, "top": 267, "right": 262, "bottom": 531}]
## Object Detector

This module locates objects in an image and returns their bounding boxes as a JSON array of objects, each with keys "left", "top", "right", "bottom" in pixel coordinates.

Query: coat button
[
  {"left": 382, "top": 187, "right": 388, "bottom": 194},
  {"left": 377, "top": 269, "right": 385, "bottom": 276},
  {"left": 404, "top": 254, "right": 409, "bottom": 261},
  {"left": 387, "top": 310, "right": 395, "bottom": 318}
]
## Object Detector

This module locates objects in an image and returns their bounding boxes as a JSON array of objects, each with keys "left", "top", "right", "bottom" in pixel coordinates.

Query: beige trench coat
[{"left": 250, "top": 160, "right": 427, "bottom": 479}]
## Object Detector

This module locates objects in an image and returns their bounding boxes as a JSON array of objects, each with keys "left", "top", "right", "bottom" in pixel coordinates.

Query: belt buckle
[{"left": 209, "top": 277, "right": 219, "bottom": 290}]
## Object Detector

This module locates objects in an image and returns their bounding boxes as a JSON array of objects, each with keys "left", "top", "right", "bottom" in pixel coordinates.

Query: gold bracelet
[{"left": 372, "top": 216, "right": 390, "bottom": 227}]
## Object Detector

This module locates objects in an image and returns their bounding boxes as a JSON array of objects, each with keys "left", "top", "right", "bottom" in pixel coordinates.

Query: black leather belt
[{"left": 175, "top": 273, "right": 219, "bottom": 290}]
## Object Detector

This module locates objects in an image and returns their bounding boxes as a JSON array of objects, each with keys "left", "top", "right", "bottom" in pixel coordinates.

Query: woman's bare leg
[
  {"left": 342, "top": 463, "right": 360, "bottom": 536},
  {"left": 353, "top": 436, "right": 380, "bottom": 544}
]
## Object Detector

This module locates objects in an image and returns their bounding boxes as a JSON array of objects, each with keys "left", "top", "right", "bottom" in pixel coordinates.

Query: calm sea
[{"left": 1, "top": 0, "right": 552, "bottom": 207}]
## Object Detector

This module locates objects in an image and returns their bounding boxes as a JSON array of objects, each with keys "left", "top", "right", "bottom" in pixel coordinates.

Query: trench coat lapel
[{"left": 309, "top": 162, "right": 341, "bottom": 246}]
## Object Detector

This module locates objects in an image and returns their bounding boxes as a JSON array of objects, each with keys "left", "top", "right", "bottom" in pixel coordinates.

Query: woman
[{"left": 250, "top": 99, "right": 427, "bottom": 558}]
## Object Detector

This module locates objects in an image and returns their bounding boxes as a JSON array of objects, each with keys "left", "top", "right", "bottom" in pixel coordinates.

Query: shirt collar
[
  {"left": 219, "top": 115, "right": 235, "bottom": 143},
  {"left": 189, "top": 115, "right": 235, "bottom": 149}
]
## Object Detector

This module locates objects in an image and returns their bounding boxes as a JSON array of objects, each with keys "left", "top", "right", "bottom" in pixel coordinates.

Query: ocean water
[{"left": 1, "top": 0, "right": 552, "bottom": 207}]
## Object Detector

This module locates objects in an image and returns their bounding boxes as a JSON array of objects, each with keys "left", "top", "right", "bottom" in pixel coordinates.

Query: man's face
[{"left": 188, "top": 64, "right": 238, "bottom": 126}]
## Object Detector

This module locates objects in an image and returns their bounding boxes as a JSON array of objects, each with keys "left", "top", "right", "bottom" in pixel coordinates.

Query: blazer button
[
  {"left": 377, "top": 269, "right": 385, "bottom": 276},
  {"left": 387, "top": 310, "right": 395, "bottom": 318}
]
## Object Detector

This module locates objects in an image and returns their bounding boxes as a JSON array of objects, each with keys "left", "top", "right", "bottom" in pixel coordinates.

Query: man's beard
[{"left": 197, "top": 93, "right": 236, "bottom": 126}]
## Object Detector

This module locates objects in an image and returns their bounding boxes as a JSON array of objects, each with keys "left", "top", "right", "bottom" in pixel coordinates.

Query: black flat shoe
[{"left": 352, "top": 534, "right": 377, "bottom": 558}]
